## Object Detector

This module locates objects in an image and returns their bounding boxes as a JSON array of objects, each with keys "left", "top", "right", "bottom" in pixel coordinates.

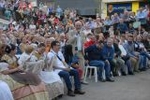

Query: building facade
[
  {"left": 29, "top": 0, "right": 147, "bottom": 18},
  {"left": 101, "top": 0, "right": 148, "bottom": 18},
  {"left": 38, "top": 0, "right": 100, "bottom": 16}
]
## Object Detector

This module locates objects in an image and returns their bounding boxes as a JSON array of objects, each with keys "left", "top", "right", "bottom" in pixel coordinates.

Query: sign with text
[
  {"left": 107, "top": 3, "right": 132, "bottom": 16},
  {"left": 103, "top": 0, "right": 143, "bottom": 3}
]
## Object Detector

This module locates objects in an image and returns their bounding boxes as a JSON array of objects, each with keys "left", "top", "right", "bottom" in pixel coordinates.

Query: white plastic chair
[{"left": 84, "top": 65, "right": 98, "bottom": 82}]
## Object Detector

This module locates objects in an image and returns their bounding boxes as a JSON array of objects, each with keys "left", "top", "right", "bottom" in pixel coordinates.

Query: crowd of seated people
[{"left": 0, "top": 2, "right": 150, "bottom": 100}]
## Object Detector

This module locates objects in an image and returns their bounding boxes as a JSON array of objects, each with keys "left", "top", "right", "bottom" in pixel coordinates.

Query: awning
[{"left": 102, "top": 0, "right": 143, "bottom": 3}]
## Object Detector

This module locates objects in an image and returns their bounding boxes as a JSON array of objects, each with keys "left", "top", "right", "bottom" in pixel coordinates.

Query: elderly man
[
  {"left": 67, "top": 20, "right": 87, "bottom": 83},
  {"left": 102, "top": 38, "right": 115, "bottom": 78},
  {"left": 123, "top": 34, "right": 139, "bottom": 74}
]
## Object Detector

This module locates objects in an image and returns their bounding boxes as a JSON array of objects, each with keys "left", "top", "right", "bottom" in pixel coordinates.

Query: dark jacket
[
  {"left": 85, "top": 44, "right": 104, "bottom": 61},
  {"left": 117, "top": 23, "right": 128, "bottom": 33}
]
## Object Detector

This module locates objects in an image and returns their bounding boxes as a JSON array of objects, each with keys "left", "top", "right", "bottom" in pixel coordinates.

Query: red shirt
[
  {"left": 19, "top": 1, "right": 27, "bottom": 10},
  {"left": 84, "top": 39, "right": 95, "bottom": 49},
  {"left": 54, "top": 18, "right": 60, "bottom": 25},
  {"left": 148, "top": 12, "right": 150, "bottom": 17}
]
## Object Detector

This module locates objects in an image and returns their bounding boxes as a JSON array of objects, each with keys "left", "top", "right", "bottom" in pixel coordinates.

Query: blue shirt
[
  {"left": 104, "top": 19, "right": 112, "bottom": 26},
  {"left": 102, "top": 44, "right": 114, "bottom": 61},
  {"left": 136, "top": 11, "right": 146, "bottom": 19}
]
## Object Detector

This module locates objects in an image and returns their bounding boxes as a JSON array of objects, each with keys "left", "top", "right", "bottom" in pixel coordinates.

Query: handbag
[{"left": 9, "top": 71, "right": 41, "bottom": 86}]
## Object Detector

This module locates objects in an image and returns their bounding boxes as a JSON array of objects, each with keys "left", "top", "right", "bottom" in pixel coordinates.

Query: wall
[
  {"left": 38, "top": 0, "right": 99, "bottom": 16},
  {"left": 132, "top": 1, "right": 139, "bottom": 13},
  {"left": 55, "top": 0, "right": 99, "bottom": 15}
]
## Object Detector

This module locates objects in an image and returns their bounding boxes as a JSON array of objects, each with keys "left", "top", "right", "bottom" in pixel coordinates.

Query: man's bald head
[{"left": 75, "top": 21, "right": 82, "bottom": 30}]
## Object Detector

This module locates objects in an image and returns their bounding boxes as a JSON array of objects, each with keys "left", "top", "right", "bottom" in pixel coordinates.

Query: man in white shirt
[
  {"left": 47, "top": 41, "right": 85, "bottom": 97},
  {"left": 118, "top": 39, "right": 133, "bottom": 75},
  {"left": 29, "top": 21, "right": 36, "bottom": 30}
]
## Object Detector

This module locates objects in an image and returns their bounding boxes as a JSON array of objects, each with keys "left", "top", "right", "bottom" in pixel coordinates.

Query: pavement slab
[{"left": 61, "top": 70, "right": 150, "bottom": 100}]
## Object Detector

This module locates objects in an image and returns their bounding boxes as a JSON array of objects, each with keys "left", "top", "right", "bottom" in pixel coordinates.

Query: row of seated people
[
  {"left": 1, "top": 34, "right": 150, "bottom": 99},
  {"left": 0, "top": 41, "right": 85, "bottom": 100},
  {"left": 64, "top": 34, "right": 150, "bottom": 82}
]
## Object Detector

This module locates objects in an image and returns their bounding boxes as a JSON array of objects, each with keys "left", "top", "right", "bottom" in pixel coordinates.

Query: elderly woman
[
  {"left": 18, "top": 45, "right": 45, "bottom": 74},
  {"left": 0, "top": 43, "right": 49, "bottom": 100},
  {"left": 33, "top": 43, "right": 64, "bottom": 99},
  {"left": 19, "top": 43, "right": 64, "bottom": 99}
]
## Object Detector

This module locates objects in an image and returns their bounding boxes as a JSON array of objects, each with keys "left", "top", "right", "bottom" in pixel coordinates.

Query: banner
[
  {"left": 103, "top": 0, "right": 143, "bottom": 3},
  {"left": 107, "top": 3, "right": 132, "bottom": 16},
  {"left": 139, "top": 2, "right": 148, "bottom": 7}
]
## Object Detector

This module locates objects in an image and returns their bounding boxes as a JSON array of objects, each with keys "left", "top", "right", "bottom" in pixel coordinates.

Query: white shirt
[
  {"left": 119, "top": 44, "right": 127, "bottom": 56},
  {"left": 77, "top": 34, "right": 82, "bottom": 51},
  {"left": 29, "top": 24, "right": 36, "bottom": 30},
  {"left": 0, "top": 81, "right": 14, "bottom": 100},
  {"left": 47, "top": 50, "right": 66, "bottom": 73}
]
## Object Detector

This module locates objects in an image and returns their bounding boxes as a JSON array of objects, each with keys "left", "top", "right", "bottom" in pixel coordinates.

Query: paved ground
[{"left": 61, "top": 69, "right": 150, "bottom": 100}]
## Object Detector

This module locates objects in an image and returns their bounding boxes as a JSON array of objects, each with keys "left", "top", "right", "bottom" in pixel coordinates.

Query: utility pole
[
  {"left": 99, "top": 0, "right": 102, "bottom": 15},
  {"left": 95, "top": 0, "right": 102, "bottom": 17}
]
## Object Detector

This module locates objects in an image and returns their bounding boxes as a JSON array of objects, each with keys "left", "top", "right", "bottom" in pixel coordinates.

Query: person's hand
[
  {"left": 134, "top": 56, "right": 138, "bottom": 60},
  {"left": 26, "top": 55, "right": 32, "bottom": 62},
  {"left": 17, "top": 66, "right": 24, "bottom": 71},
  {"left": 63, "top": 68, "right": 71, "bottom": 72},
  {"left": 114, "top": 53, "right": 117, "bottom": 57},
  {"left": 72, "top": 64, "right": 80, "bottom": 69},
  {"left": 134, "top": 52, "right": 139, "bottom": 56},
  {"left": 85, "top": 60, "right": 89, "bottom": 64},
  {"left": 74, "top": 34, "right": 78, "bottom": 38},
  {"left": 105, "top": 60, "right": 109, "bottom": 63},
  {"left": 121, "top": 54, "right": 124, "bottom": 57}
]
